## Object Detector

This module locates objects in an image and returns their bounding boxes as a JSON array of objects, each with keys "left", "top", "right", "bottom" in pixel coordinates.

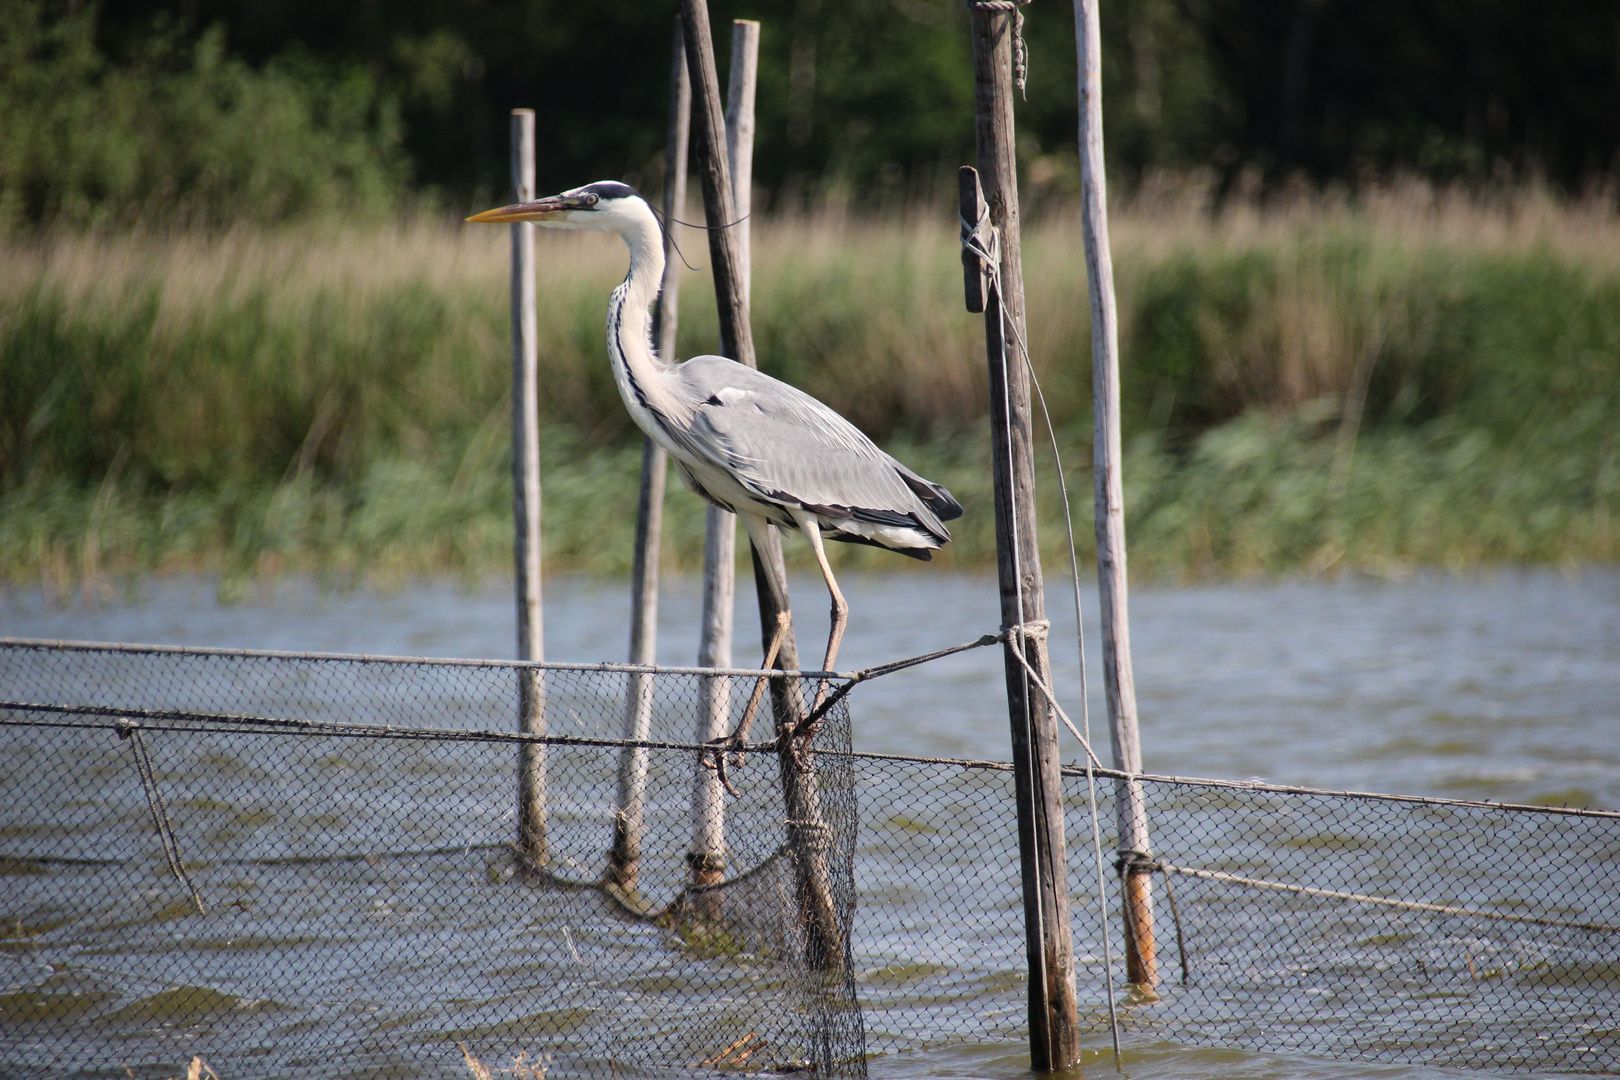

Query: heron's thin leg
[
  {"left": 732, "top": 610, "right": 788, "bottom": 744},
  {"left": 708, "top": 514, "right": 792, "bottom": 791},
  {"left": 791, "top": 510, "right": 847, "bottom": 718},
  {"left": 706, "top": 609, "right": 787, "bottom": 795}
]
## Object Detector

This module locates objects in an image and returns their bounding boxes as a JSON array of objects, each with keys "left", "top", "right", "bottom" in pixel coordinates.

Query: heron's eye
[{"left": 583, "top": 193, "right": 600, "bottom": 207}]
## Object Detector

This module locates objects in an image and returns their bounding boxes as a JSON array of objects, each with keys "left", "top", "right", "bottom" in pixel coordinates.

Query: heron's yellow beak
[{"left": 465, "top": 196, "right": 572, "bottom": 223}]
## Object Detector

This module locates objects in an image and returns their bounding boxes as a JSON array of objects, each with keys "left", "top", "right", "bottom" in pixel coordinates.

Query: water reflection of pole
[
  {"left": 607, "top": 18, "right": 692, "bottom": 898},
  {"left": 1074, "top": 0, "right": 1157, "bottom": 988},
  {"left": 689, "top": 18, "right": 759, "bottom": 894},
  {"left": 509, "top": 108, "right": 548, "bottom": 867}
]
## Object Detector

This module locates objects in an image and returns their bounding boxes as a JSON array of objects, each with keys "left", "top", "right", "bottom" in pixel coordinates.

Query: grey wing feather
[{"left": 673, "top": 356, "right": 954, "bottom": 542}]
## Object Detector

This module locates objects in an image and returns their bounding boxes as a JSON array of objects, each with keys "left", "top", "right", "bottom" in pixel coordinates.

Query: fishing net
[
  {"left": 855, "top": 760, "right": 1620, "bottom": 1072},
  {"left": 0, "top": 641, "right": 862, "bottom": 1079},
  {"left": 2, "top": 638, "right": 1617, "bottom": 1078}
]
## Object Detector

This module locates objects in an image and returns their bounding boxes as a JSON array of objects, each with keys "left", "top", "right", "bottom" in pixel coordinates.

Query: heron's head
[{"left": 466, "top": 181, "right": 650, "bottom": 234}]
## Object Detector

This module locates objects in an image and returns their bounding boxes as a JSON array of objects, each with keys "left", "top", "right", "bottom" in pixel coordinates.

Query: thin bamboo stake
[
  {"left": 690, "top": 18, "right": 758, "bottom": 892},
  {"left": 691, "top": 502, "right": 734, "bottom": 894},
  {"left": 1074, "top": 0, "right": 1156, "bottom": 987},
  {"left": 509, "top": 108, "right": 547, "bottom": 866},
  {"left": 608, "top": 23, "right": 691, "bottom": 894},
  {"left": 967, "top": 5, "right": 1081, "bottom": 1067},
  {"left": 725, "top": 21, "right": 758, "bottom": 309},
  {"left": 679, "top": 0, "right": 844, "bottom": 974},
  {"left": 679, "top": 0, "right": 753, "bottom": 371}
]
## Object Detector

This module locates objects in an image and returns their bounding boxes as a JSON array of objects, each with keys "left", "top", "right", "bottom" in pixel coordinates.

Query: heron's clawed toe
[{"left": 703, "top": 735, "right": 744, "bottom": 797}]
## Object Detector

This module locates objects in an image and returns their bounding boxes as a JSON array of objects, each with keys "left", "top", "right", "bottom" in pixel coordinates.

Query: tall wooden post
[
  {"left": 690, "top": 18, "right": 759, "bottom": 892},
  {"left": 966, "top": 4, "right": 1081, "bottom": 1069},
  {"left": 680, "top": 0, "right": 845, "bottom": 973},
  {"left": 608, "top": 23, "right": 692, "bottom": 894},
  {"left": 509, "top": 108, "right": 547, "bottom": 865},
  {"left": 1073, "top": 0, "right": 1156, "bottom": 988},
  {"left": 679, "top": 1, "right": 754, "bottom": 373},
  {"left": 724, "top": 21, "right": 759, "bottom": 310}
]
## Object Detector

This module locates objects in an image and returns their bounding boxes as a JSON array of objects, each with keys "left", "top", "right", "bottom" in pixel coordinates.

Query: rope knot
[
  {"left": 965, "top": 0, "right": 1032, "bottom": 98},
  {"left": 685, "top": 851, "right": 726, "bottom": 875},
  {"left": 959, "top": 202, "right": 1000, "bottom": 269},
  {"left": 1114, "top": 849, "right": 1161, "bottom": 877},
  {"left": 786, "top": 819, "right": 833, "bottom": 852},
  {"left": 1005, "top": 619, "right": 1050, "bottom": 643}
]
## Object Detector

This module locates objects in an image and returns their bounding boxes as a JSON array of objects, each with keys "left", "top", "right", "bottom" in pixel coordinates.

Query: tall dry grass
[{"left": 2, "top": 180, "right": 1616, "bottom": 586}]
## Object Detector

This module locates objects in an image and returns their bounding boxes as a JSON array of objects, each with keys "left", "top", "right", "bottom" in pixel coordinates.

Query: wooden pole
[
  {"left": 509, "top": 108, "right": 548, "bottom": 866},
  {"left": 679, "top": 0, "right": 844, "bottom": 973},
  {"left": 690, "top": 18, "right": 758, "bottom": 892},
  {"left": 1073, "top": 0, "right": 1157, "bottom": 989},
  {"left": 724, "top": 21, "right": 758, "bottom": 310},
  {"left": 679, "top": 1, "right": 754, "bottom": 372},
  {"left": 608, "top": 23, "right": 692, "bottom": 894},
  {"left": 691, "top": 500, "right": 735, "bottom": 894},
  {"left": 966, "top": 5, "right": 1081, "bottom": 1069}
]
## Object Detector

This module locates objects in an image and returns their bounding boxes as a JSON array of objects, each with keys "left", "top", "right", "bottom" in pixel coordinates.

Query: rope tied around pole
[
  {"left": 965, "top": 0, "right": 1032, "bottom": 98},
  {"left": 1114, "top": 849, "right": 1159, "bottom": 876},
  {"left": 960, "top": 201, "right": 1000, "bottom": 273},
  {"left": 1006, "top": 618, "right": 1049, "bottom": 643},
  {"left": 785, "top": 819, "right": 833, "bottom": 852},
  {"left": 1116, "top": 850, "right": 1191, "bottom": 987},
  {"left": 685, "top": 851, "right": 727, "bottom": 875}
]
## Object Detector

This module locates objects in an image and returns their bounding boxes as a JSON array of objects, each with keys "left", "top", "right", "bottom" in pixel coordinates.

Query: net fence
[{"left": 1, "top": 639, "right": 1616, "bottom": 1078}]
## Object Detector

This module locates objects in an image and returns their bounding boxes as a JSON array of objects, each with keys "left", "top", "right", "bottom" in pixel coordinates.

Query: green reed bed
[{"left": 2, "top": 189, "right": 1617, "bottom": 590}]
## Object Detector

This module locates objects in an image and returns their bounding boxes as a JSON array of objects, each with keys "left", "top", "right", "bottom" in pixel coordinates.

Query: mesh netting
[
  {"left": 2, "top": 639, "right": 1617, "bottom": 1078},
  {"left": 0, "top": 641, "right": 863, "bottom": 1079},
  {"left": 854, "top": 760, "right": 1620, "bottom": 1072},
  {"left": 1087, "top": 776, "right": 1620, "bottom": 1068}
]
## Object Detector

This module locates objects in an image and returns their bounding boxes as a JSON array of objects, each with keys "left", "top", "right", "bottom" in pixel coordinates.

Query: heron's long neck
[{"left": 607, "top": 217, "right": 680, "bottom": 427}]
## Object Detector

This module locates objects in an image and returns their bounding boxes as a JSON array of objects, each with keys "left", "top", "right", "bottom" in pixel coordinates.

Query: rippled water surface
[
  {"left": 9, "top": 568, "right": 1617, "bottom": 807},
  {"left": 3, "top": 568, "right": 1617, "bottom": 1078}
]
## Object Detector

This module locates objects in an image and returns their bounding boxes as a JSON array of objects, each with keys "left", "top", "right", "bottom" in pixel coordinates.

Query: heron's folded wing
[{"left": 677, "top": 357, "right": 951, "bottom": 539}]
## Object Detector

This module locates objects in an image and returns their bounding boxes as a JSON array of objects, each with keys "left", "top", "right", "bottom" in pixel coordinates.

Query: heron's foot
[
  {"left": 700, "top": 739, "right": 740, "bottom": 798},
  {"left": 702, "top": 729, "right": 751, "bottom": 798}
]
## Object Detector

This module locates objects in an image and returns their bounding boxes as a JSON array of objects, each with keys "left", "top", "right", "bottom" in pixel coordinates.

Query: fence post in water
[
  {"left": 689, "top": 18, "right": 759, "bottom": 893},
  {"left": 509, "top": 108, "right": 548, "bottom": 866},
  {"left": 680, "top": 0, "right": 845, "bottom": 972},
  {"left": 1073, "top": 0, "right": 1157, "bottom": 989},
  {"left": 607, "top": 22, "right": 692, "bottom": 896},
  {"left": 965, "top": 3, "right": 1082, "bottom": 1068}
]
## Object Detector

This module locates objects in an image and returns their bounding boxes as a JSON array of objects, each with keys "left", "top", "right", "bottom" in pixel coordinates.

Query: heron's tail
[{"left": 893, "top": 462, "right": 964, "bottom": 522}]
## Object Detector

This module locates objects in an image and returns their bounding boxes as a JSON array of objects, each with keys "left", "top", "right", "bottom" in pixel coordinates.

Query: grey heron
[{"left": 469, "top": 181, "right": 961, "bottom": 755}]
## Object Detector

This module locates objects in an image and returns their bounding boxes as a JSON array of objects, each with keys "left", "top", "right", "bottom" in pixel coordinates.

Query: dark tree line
[{"left": 8, "top": 0, "right": 1618, "bottom": 226}]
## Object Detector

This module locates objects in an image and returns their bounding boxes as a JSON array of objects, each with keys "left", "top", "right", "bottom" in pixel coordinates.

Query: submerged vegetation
[{"left": 2, "top": 182, "right": 1617, "bottom": 591}]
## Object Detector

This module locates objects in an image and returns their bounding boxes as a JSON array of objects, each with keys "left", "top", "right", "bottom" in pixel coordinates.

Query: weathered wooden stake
[
  {"left": 724, "top": 20, "right": 759, "bottom": 310},
  {"left": 966, "top": 4, "right": 1081, "bottom": 1069},
  {"left": 679, "top": 0, "right": 754, "bottom": 371},
  {"left": 680, "top": 0, "right": 845, "bottom": 972},
  {"left": 690, "top": 18, "right": 759, "bottom": 892},
  {"left": 608, "top": 22, "right": 692, "bottom": 894},
  {"left": 509, "top": 108, "right": 547, "bottom": 865},
  {"left": 691, "top": 501, "right": 735, "bottom": 893},
  {"left": 1073, "top": 0, "right": 1157, "bottom": 988}
]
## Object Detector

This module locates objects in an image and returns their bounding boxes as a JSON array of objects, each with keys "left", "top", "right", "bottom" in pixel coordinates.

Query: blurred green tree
[
  {"left": 0, "top": 0, "right": 406, "bottom": 231},
  {"left": 7, "top": 0, "right": 1618, "bottom": 228}
]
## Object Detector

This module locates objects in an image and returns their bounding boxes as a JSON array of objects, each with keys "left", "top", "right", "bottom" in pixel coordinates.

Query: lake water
[
  {"left": 3, "top": 568, "right": 1617, "bottom": 1079},
  {"left": 7, "top": 568, "right": 1617, "bottom": 808}
]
